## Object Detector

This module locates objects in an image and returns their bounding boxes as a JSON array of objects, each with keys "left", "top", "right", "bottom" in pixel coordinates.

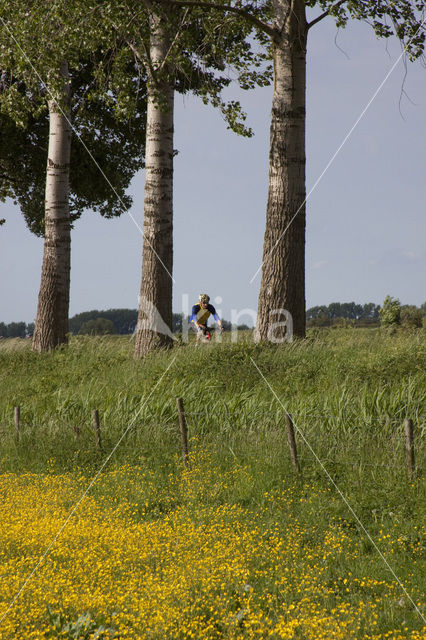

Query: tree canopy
[{"left": 0, "top": 50, "right": 147, "bottom": 235}]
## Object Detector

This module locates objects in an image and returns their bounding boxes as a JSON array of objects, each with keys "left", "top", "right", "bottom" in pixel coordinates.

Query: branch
[
  {"left": 102, "top": 9, "right": 159, "bottom": 86},
  {"left": 161, "top": 0, "right": 276, "bottom": 39},
  {"left": 307, "top": 0, "right": 346, "bottom": 31},
  {"left": 128, "top": 37, "right": 159, "bottom": 86},
  {"left": 159, "top": 7, "right": 190, "bottom": 72}
]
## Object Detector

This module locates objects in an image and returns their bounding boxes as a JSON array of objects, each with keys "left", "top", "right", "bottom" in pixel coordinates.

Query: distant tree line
[
  {"left": 68, "top": 310, "right": 138, "bottom": 335},
  {"left": 307, "top": 302, "right": 381, "bottom": 327},
  {"left": 69, "top": 310, "right": 249, "bottom": 335},
  {"left": 2, "top": 301, "right": 424, "bottom": 337},
  {"left": 0, "top": 322, "right": 33, "bottom": 338},
  {"left": 307, "top": 301, "right": 426, "bottom": 328}
]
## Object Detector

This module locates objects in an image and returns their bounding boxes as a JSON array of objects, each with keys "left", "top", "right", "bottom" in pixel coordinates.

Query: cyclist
[{"left": 190, "top": 294, "right": 223, "bottom": 340}]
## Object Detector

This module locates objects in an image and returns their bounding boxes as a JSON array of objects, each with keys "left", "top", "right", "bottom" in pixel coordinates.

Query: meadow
[{"left": 0, "top": 328, "right": 424, "bottom": 639}]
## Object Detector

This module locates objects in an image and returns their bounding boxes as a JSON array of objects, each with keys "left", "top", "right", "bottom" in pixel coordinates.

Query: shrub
[
  {"left": 379, "top": 296, "right": 401, "bottom": 327},
  {"left": 401, "top": 305, "right": 423, "bottom": 328}
]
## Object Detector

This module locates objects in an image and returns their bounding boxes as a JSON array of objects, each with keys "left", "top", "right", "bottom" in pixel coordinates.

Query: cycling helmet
[{"left": 199, "top": 293, "right": 210, "bottom": 304}]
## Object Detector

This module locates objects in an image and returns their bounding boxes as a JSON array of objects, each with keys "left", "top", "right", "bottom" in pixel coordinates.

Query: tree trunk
[
  {"left": 255, "top": 0, "right": 307, "bottom": 341},
  {"left": 32, "top": 61, "right": 72, "bottom": 352},
  {"left": 134, "top": 15, "right": 174, "bottom": 358}
]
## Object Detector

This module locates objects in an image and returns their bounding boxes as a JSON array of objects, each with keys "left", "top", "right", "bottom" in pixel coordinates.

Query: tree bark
[
  {"left": 32, "top": 61, "right": 72, "bottom": 352},
  {"left": 134, "top": 15, "right": 174, "bottom": 358},
  {"left": 255, "top": 0, "right": 307, "bottom": 341}
]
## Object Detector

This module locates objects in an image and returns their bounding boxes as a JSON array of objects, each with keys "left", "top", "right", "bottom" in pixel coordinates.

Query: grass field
[{"left": 0, "top": 328, "right": 424, "bottom": 639}]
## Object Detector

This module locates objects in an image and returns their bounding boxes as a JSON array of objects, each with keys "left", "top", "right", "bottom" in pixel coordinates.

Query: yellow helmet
[{"left": 199, "top": 293, "right": 210, "bottom": 304}]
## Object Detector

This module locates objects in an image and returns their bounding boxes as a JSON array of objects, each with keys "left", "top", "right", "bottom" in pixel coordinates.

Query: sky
[{"left": 1, "top": 12, "right": 425, "bottom": 325}]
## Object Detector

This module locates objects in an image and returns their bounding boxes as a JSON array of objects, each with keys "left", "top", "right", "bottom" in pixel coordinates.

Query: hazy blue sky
[{"left": 1, "top": 13, "right": 425, "bottom": 325}]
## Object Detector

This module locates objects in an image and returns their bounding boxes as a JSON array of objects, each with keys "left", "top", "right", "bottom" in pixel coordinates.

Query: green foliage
[
  {"left": 47, "top": 606, "right": 115, "bottom": 639},
  {"left": 307, "top": 301, "right": 381, "bottom": 327},
  {"left": 0, "top": 54, "right": 147, "bottom": 236},
  {"left": 401, "top": 305, "right": 423, "bottom": 329},
  {"left": 306, "top": 0, "right": 425, "bottom": 61},
  {"left": 379, "top": 295, "right": 401, "bottom": 327},
  {"left": 0, "top": 321, "right": 34, "bottom": 337},
  {"left": 98, "top": 0, "right": 272, "bottom": 136},
  {"left": 78, "top": 318, "right": 115, "bottom": 336},
  {"left": 69, "top": 309, "right": 193, "bottom": 334},
  {"left": 0, "top": 0, "right": 273, "bottom": 238},
  {"left": 167, "top": 0, "right": 425, "bottom": 130},
  {"left": 0, "top": 321, "right": 27, "bottom": 338},
  {"left": 69, "top": 309, "right": 137, "bottom": 335}
]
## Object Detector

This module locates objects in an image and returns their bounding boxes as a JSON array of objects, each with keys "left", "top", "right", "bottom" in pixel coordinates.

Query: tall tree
[
  {"left": 165, "top": 0, "right": 425, "bottom": 339},
  {"left": 135, "top": 13, "right": 175, "bottom": 356},
  {"left": 255, "top": 0, "right": 306, "bottom": 341},
  {"left": 32, "top": 61, "right": 72, "bottom": 350},
  {"left": 0, "top": 1, "right": 147, "bottom": 350},
  {"left": 103, "top": 1, "right": 269, "bottom": 357}
]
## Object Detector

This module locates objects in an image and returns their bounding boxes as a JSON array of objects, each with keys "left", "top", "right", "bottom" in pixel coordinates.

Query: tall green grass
[{"left": 0, "top": 329, "right": 424, "bottom": 475}]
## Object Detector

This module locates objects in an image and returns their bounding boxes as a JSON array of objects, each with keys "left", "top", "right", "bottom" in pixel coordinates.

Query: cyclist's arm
[
  {"left": 214, "top": 314, "right": 222, "bottom": 327},
  {"left": 211, "top": 307, "right": 223, "bottom": 330}
]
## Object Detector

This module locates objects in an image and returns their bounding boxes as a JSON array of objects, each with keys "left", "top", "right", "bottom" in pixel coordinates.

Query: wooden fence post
[
  {"left": 177, "top": 397, "right": 189, "bottom": 468},
  {"left": 14, "top": 406, "right": 20, "bottom": 438},
  {"left": 285, "top": 413, "right": 300, "bottom": 473},
  {"left": 404, "top": 418, "right": 415, "bottom": 479},
  {"left": 92, "top": 410, "right": 102, "bottom": 452}
]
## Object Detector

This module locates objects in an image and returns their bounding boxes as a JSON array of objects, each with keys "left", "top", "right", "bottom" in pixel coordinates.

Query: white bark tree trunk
[
  {"left": 255, "top": 0, "right": 307, "bottom": 341},
  {"left": 134, "top": 15, "right": 174, "bottom": 358},
  {"left": 32, "top": 61, "right": 72, "bottom": 352}
]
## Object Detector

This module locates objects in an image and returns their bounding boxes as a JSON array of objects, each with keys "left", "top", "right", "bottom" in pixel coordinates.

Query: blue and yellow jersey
[{"left": 190, "top": 303, "right": 219, "bottom": 326}]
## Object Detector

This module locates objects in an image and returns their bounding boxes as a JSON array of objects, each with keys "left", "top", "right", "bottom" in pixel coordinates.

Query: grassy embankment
[{"left": 0, "top": 329, "right": 424, "bottom": 639}]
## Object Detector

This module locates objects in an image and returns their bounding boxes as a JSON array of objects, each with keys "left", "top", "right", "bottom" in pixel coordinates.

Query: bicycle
[{"left": 196, "top": 324, "right": 224, "bottom": 344}]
